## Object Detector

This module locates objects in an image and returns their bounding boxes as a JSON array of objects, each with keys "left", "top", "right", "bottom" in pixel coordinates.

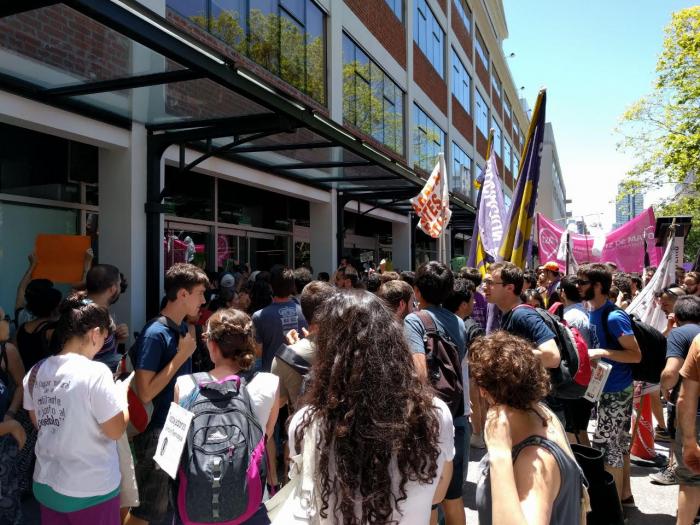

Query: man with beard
[
  {"left": 577, "top": 263, "right": 641, "bottom": 506},
  {"left": 86, "top": 264, "right": 129, "bottom": 373}
]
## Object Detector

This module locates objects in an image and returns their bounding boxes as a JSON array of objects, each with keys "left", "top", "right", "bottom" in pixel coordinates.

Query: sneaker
[
  {"left": 470, "top": 433, "right": 486, "bottom": 449},
  {"left": 655, "top": 427, "right": 672, "bottom": 442},
  {"left": 649, "top": 464, "right": 679, "bottom": 485}
]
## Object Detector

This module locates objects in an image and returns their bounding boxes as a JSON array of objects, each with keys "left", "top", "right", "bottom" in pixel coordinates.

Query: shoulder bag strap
[
  {"left": 416, "top": 310, "right": 438, "bottom": 334},
  {"left": 275, "top": 344, "right": 311, "bottom": 375}
]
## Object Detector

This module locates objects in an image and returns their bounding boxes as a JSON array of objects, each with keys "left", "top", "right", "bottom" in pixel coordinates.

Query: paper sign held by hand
[
  {"left": 584, "top": 362, "right": 612, "bottom": 403},
  {"left": 33, "top": 234, "right": 91, "bottom": 283},
  {"left": 154, "top": 402, "right": 194, "bottom": 479}
]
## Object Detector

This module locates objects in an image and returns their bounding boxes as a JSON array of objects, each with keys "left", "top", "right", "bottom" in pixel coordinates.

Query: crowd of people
[{"left": 1, "top": 252, "right": 700, "bottom": 524}]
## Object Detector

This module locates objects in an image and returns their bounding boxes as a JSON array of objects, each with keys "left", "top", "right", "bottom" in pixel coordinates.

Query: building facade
[
  {"left": 614, "top": 182, "right": 644, "bottom": 228},
  {"left": 535, "top": 122, "right": 567, "bottom": 226},
  {"left": 0, "top": 0, "right": 527, "bottom": 330}
]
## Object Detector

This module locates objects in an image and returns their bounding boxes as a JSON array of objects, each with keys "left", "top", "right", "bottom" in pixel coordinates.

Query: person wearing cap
[
  {"left": 219, "top": 272, "right": 236, "bottom": 291},
  {"left": 542, "top": 261, "right": 562, "bottom": 308}
]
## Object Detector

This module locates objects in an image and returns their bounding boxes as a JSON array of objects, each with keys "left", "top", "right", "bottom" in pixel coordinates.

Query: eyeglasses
[
  {"left": 576, "top": 280, "right": 591, "bottom": 286},
  {"left": 483, "top": 279, "right": 504, "bottom": 287}
]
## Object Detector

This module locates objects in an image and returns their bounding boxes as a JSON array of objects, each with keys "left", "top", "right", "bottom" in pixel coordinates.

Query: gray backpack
[{"left": 177, "top": 373, "right": 267, "bottom": 524}]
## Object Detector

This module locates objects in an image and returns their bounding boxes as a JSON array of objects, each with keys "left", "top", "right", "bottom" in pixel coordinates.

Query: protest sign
[{"left": 154, "top": 402, "right": 194, "bottom": 479}]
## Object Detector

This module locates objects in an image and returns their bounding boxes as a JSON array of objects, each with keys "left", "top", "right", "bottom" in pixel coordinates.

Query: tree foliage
[{"left": 617, "top": 6, "right": 700, "bottom": 261}]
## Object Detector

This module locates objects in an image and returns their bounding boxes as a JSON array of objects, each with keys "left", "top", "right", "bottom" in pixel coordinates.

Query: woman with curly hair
[
  {"left": 174, "top": 307, "right": 280, "bottom": 524},
  {"left": 287, "top": 290, "right": 454, "bottom": 525},
  {"left": 470, "top": 331, "right": 584, "bottom": 525}
]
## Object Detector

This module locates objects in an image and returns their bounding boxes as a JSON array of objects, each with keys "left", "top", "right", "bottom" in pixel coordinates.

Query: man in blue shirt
[
  {"left": 404, "top": 261, "right": 467, "bottom": 525},
  {"left": 577, "top": 263, "right": 641, "bottom": 505},
  {"left": 130, "top": 263, "right": 208, "bottom": 525}
]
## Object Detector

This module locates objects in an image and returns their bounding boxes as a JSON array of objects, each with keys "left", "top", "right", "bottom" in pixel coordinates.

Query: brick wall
[
  {"left": 451, "top": 96, "right": 474, "bottom": 143},
  {"left": 491, "top": 93, "right": 502, "bottom": 119},
  {"left": 451, "top": 0, "right": 472, "bottom": 63},
  {"left": 503, "top": 114, "right": 512, "bottom": 141},
  {"left": 413, "top": 43, "right": 447, "bottom": 114},
  {"left": 475, "top": 58, "right": 489, "bottom": 93},
  {"left": 504, "top": 169, "right": 513, "bottom": 190},
  {"left": 344, "top": 0, "right": 406, "bottom": 68},
  {"left": 435, "top": 0, "right": 447, "bottom": 14},
  {"left": 0, "top": 5, "right": 130, "bottom": 85}
]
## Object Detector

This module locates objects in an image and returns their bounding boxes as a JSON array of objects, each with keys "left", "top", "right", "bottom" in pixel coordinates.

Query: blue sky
[{"left": 501, "top": 0, "right": 695, "bottom": 230}]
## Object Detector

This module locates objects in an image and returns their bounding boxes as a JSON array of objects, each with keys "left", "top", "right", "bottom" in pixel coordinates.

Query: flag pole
[{"left": 438, "top": 152, "right": 447, "bottom": 264}]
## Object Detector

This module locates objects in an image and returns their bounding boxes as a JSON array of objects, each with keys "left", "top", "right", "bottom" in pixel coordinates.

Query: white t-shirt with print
[
  {"left": 287, "top": 397, "right": 455, "bottom": 525},
  {"left": 176, "top": 372, "right": 279, "bottom": 433},
  {"left": 22, "top": 353, "right": 126, "bottom": 497}
]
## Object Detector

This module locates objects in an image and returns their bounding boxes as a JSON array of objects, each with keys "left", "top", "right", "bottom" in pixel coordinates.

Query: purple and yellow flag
[{"left": 498, "top": 89, "right": 547, "bottom": 268}]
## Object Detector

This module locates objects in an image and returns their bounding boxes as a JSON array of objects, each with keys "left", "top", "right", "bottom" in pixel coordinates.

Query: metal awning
[{"left": 0, "top": 0, "right": 475, "bottom": 223}]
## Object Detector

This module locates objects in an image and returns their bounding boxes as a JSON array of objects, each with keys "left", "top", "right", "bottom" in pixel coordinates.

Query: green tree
[{"left": 617, "top": 7, "right": 700, "bottom": 261}]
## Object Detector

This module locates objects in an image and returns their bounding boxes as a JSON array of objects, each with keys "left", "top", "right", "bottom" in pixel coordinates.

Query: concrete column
[
  {"left": 98, "top": 124, "right": 148, "bottom": 335},
  {"left": 310, "top": 189, "right": 338, "bottom": 276},
  {"left": 327, "top": 0, "right": 344, "bottom": 123},
  {"left": 392, "top": 217, "right": 412, "bottom": 271}
]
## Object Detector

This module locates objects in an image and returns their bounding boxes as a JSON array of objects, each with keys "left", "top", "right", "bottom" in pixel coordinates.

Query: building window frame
[
  {"left": 451, "top": 48, "right": 470, "bottom": 114},
  {"left": 413, "top": 104, "right": 445, "bottom": 172},
  {"left": 451, "top": 142, "right": 473, "bottom": 199},
  {"left": 414, "top": 0, "right": 445, "bottom": 78},
  {"left": 454, "top": 0, "right": 471, "bottom": 33},
  {"left": 384, "top": 0, "right": 403, "bottom": 22},
  {"left": 474, "top": 27, "right": 488, "bottom": 70},
  {"left": 504, "top": 97, "right": 512, "bottom": 119},
  {"left": 492, "top": 118, "right": 502, "bottom": 158},
  {"left": 491, "top": 69, "right": 501, "bottom": 98},
  {"left": 342, "top": 33, "right": 405, "bottom": 155},
  {"left": 475, "top": 89, "right": 488, "bottom": 137}
]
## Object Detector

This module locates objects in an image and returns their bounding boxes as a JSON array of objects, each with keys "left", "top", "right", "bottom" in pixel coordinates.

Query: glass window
[
  {"left": 343, "top": 34, "right": 404, "bottom": 154},
  {"left": 451, "top": 142, "right": 473, "bottom": 199},
  {"left": 492, "top": 118, "right": 502, "bottom": 158},
  {"left": 0, "top": 123, "right": 97, "bottom": 204},
  {"left": 504, "top": 192, "right": 512, "bottom": 210},
  {"left": 169, "top": 0, "right": 326, "bottom": 104},
  {"left": 475, "top": 28, "right": 488, "bottom": 69},
  {"left": 164, "top": 225, "right": 210, "bottom": 273},
  {"left": 454, "top": 0, "right": 471, "bottom": 33},
  {"left": 504, "top": 140, "right": 512, "bottom": 172},
  {"left": 491, "top": 70, "right": 501, "bottom": 98},
  {"left": 451, "top": 48, "right": 470, "bottom": 113},
  {"left": 414, "top": 0, "right": 444, "bottom": 78},
  {"left": 163, "top": 168, "right": 214, "bottom": 220},
  {"left": 384, "top": 0, "right": 403, "bottom": 21},
  {"left": 475, "top": 89, "right": 488, "bottom": 137},
  {"left": 513, "top": 154, "right": 520, "bottom": 178},
  {"left": 413, "top": 104, "right": 444, "bottom": 172},
  {"left": 504, "top": 97, "right": 512, "bottom": 119}
]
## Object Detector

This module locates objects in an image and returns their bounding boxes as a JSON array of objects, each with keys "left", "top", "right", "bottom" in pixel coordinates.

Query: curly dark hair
[
  {"left": 469, "top": 331, "right": 550, "bottom": 411},
  {"left": 295, "top": 290, "right": 441, "bottom": 524}
]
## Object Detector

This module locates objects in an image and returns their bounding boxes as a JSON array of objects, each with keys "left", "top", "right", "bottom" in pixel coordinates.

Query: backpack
[
  {"left": 415, "top": 311, "right": 464, "bottom": 418},
  {"left": 127, "top": 316, "right": 183, "bottom": 436},
  {"left": 514, "top": 305, "right": 591, "bottom": 400},
  {"left": 601, "top": 304, "right": 666, "bottom": 383},
  {"left": 177, "top": 373, "right": 267, "bottom": 524}
]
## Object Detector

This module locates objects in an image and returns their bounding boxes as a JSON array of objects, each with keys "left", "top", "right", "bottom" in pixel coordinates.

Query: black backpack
[
  {"left": 415, "top": 311, "right": 464, "bottom": 418},
  {"left": 601, "top": 304, "right": 666, "bottom": 383},
  {"left": 513, "top": 305, "right": 587, "bottom": 400},
  {"left": 177, "top": 373, "right": 266, "bottom": 524}
]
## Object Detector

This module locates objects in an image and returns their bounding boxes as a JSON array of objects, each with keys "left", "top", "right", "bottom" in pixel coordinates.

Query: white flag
[{"left": 626, "top": 236, "right": 675, "bottom": 331}]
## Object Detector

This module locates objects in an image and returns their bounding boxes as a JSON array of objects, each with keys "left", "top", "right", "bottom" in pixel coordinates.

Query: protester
[
  {"left": 652, "top": 296, "right": 700, "bottom": 487},
  {"left": 404, "top": 261, "right": 467, "bottom": 525},
  {"left": 175, "top": 308, "right": 279, "bottom": 524},
  {"left": 271, "top": 281, "right": 335, "bottom": 411},
  {"left": 559, "top": 275, "right": 594, "bottom": 446},
  {"left": 541, "top": 261, "right": 562, "bottom": 306},
  {"left": 365, "top": 272, "right": 381, "bottom": 293},
  {"left": 684, "top": 272, "right": 700, "bottom": 297},
  {"left": 400, "top": 270, "right": 416, "bottom": 287},
  {"left": 677, "top": 266, "right": 687, "bottom": 285},
  {"left": 629, "top": 273, "right": 643, "bottom": 299},
  {"left": 377, "top": 279, "right": 415, "bottom": 320},
  {"left": 317, "top": 271, "right": 330, "bottom": 283},
  {"left": 288, "top": 290, "right": 454, "bottom": 524},
  {"left": 379, "top": 270, "right": 400, "bottom": 283},
  {"left": 336, "top": 265, "right": 362, "bottom": 289},
  {"left": 15, "top": 284, "right": 61, "bottom": 372},
  {"left": 23, "top": 293, "right": 129, "bottom": 524},
  {"left": 293, "top": 267, "right": 312, "bottom": 299},
  {"left": 445, "top": 279, "right": 487, "bottom": 451},
  {"left": 522, "top": 270, "right": 538, "bottom": 292},
  {"left": 247, "top": 278, "right": 273, "bottom": 315},
  {"left": 471, "top": 331, "right": 584, "bottom": 524},
  {"left": 129, "top": 263, "right": 207, "bottom": 525},
  {"left": 577, "top": 263, "right": 641, "bottom": 504},
  {"left": 522, "top": 289, "right": 545, "bottom": 309},
  {"left": 460, "top": 267, "right": 487, "bottom": 332},
  {"left": 674, "top": 335, "right": 700, "bottom": 524},
  {"left": 483, "top": 262, "right": 560, "bottom": 374},
  {"left": 0, "top": 317, "right": 27, "bottom": 524},
  {"left": 644, "top": 266, "right": 657, "bottom": 287}
]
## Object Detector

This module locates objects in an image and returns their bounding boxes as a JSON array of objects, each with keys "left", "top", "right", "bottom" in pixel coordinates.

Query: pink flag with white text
[{"left": 536, "top": 208, "right": 661, "bottom": 273}]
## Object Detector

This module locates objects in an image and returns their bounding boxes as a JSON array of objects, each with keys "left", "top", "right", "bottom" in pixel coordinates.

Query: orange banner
[{"left": 33, "top": 234, "right": 91, "bottom": 283}]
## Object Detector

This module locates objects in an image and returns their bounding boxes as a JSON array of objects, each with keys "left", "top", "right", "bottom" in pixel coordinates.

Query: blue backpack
[{"left": 177, "top": 373, "right": 267, "bottom": 524}]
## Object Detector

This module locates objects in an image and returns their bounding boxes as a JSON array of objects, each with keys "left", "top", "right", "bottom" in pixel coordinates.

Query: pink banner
[{"left": 536, "top": 208, "right": 661, "bottom": 273}]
